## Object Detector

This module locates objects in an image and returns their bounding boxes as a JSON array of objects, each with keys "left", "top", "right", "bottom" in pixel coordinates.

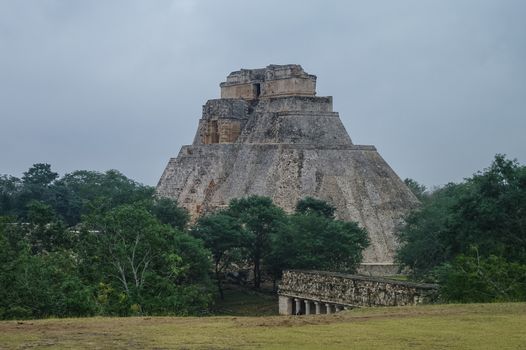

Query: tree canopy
[
  {"left": 226, "top": 196, "right": 288, "bottom": 289},
  {"left": 192, "top": 196, "right": 370, "bottom": 291},
  {"left": 192, "top": 212, "right": 243, "bottom": 299},
  {"left": 397, "top": 155, "right": 526, "bottom": 302},
  {"left": 268, "top": 198, "right": 369, "bottom": 286},
  {"left": 0, "top": 164, "right": 212, "bottom": 319}
]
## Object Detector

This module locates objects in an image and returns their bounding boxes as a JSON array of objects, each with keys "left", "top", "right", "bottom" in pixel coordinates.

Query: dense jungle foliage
[
  {"left": 0, "top": 164, "right": 368, "bottom": 319},
  {"left": 399, "top": 155, "right": 526, "bottom": 302}
]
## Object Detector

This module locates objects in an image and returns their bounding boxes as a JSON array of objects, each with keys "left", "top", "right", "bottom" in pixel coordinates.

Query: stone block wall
[
  {"left": 256, "top": 96, "right": 333, "bottom": 113},
  {"left": 194, "top": 99, "right": 248, "bottom": 144},
  {"left": 220, "top": 65, "right": 317, "bottom": 100},
  {"left": 278, "top": 270, "right": 438, "bottom": 312},
  {"left": 260, "top": 77, "right": 316, "bottom": 98},
  {"left": 198, "top": 119, "right": 242, "bottom": 144},
  {"left": 220, "top": 83, "right": 259, "bottom": 99},
  {"left": 202, "top": 99, "right": 248, "bottom": 120}
]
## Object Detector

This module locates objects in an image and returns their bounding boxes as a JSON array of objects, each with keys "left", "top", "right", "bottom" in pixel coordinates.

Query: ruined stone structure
[
  {"left": 278, "top": 270, "right": 438, "bottom": 315},
  {"left": 157, "top": 64, "right": 419, "bottom": 274}
]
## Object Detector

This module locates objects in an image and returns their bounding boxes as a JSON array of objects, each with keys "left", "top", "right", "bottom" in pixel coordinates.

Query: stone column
[
  {"left": 314, "top": 302, "right": 321, "bottom": 315},
  {"left": 304, "top": 300, "right": 311, "bottom": 315},
  {"left": 294, "top": 298, "right": 302, "bottom": 315},
  {"left": 325, "top": 304, "right": 332, "bottom": 314},
  {"left": 278, "top": 296, "right": 293, "bottom": 315}
]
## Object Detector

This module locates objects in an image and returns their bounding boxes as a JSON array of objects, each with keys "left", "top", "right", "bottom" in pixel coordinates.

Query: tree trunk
[
  {"left": 215, "top": 262, "right": 224, "bottom": 300},
  {"left": 254, "top": 257, "right": 261, "bottom": 289}
]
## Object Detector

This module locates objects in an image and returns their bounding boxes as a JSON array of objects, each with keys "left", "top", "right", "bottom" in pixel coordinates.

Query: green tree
[
  {"left": 396, "top": 183, "right": 462, "bottom": 277},
  {"left": 0, "top": 217, "right": 95, "bottom": 319},
  {"left": 435, "top": 249, "right": 526, "bottom": 302},
  {"left": 0, "top": 175, "right": 22, "bottom": 216},
  {"left": 0, "top": 165, "right": 213, "bottom": 318},
  {"left": 295, "top": 196, "right": 336, "bottom": 218},
  {"left": 0, "top": 217, "right": 27, "bottom": 318},
  {"left": 404, "top": 178, "right": 428, "bottom": 201},
  {"left": 151, "top": 197, "right": 189, "bottom": 230},
  {"left": 45, "top": 182, "right": 82, "bottom": 226},
  {"left": 227, "top": 196, "right": 287, "bottom": 289},
  {"left": 2, "top": 165, "right": 154, "bottom": 226},
  {"left": 12, "top": 251, "right": 95, "bottom": 318},
  {"left": 80, "top": 204, "right": 212, "bottom": 315},
  {"left": 449, "top": 155, "right": 526, "bottom": 263},
  {"left": 22, "top": 163, "right": 58, "bottom": 186},
  {"left": 58, "top": 169, "right": 154, "bottom": 225},
  {"left": 13, "top": 163, "right": 60, "bottom": 220},
  {"left": 19, "top": 163, "right": 58, "bottom": 213},
  {"left": 192, "top": 212, "right": 243, "bottom": 299},
  {"left": 25, "top": 200, "right": 72, "bottom": 254},
  {"left": 268, "top": 198, "right": 369, "bottom": 286},
  {"left": 397, "top": 155, "right": 526, "bottom": 287}
]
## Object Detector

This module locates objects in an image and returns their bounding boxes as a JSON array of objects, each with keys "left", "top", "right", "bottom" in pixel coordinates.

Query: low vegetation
[{"left": 211, "top": 285, "right": 278, "bottom": 316}]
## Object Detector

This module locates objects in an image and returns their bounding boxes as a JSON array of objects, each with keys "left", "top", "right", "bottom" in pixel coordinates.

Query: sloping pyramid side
[{"left": 157, "top": 141, "right": 418, "bottom": 269}]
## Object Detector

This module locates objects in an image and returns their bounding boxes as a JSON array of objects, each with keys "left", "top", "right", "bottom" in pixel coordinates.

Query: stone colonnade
[
  {"left": 279, "top": 295, "right": 350, "bottom": 315},
  {"left": 278, "top": 270, "right": 439, "bottom": 315}
]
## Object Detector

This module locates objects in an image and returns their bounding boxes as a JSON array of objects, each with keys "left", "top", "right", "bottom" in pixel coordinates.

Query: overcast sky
[{"left": 1, "top": 0, "right": 525, "bottom": 188}]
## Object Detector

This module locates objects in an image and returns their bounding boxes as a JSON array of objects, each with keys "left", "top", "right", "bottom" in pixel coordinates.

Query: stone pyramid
[{"left": 157, "top": 64, "right": 419, "bottom": 274}]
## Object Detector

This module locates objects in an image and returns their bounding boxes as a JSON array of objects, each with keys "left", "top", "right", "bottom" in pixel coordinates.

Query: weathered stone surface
[
  {"left": 220, "top": 64, "right": 317, "bottom": 99},
  {"left": 278, "top": 270, "right": 438, "bottom": 310},
  {"left": 157, "top": 64, "right": 419, "bottom": 272}
]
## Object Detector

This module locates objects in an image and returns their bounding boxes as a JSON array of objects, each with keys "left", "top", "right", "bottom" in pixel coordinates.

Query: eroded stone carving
[{"left": 278, "top": 270, "right": 438, "bottom": 315}]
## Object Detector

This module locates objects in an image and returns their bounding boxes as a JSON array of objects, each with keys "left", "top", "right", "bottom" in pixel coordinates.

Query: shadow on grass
[{"left": 211, "top": 284, "right": 278, "bottom": 316}]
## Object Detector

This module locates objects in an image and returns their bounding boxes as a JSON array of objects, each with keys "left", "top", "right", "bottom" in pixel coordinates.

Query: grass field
[{"left": 1, "top": 302, "right": 525, "bottom": 349}]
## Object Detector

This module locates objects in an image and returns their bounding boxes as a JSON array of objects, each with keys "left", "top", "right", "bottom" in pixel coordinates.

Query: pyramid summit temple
[{"left": 156, "top": 64, "right": 419, "bottom": 274}]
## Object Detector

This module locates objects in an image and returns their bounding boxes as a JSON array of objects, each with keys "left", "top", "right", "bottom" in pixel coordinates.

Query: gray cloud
[{"left": 1, "top": 0, "right": 525, "bottom": 188}]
